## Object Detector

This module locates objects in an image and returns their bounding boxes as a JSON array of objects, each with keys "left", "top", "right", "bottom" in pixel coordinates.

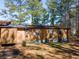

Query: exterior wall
[
  {"left": 0, "top": 28, "right": 17, "bottom": 44},
  {"left": 0, "top": 26, "right": 69, "bottom": 44},
  {"left": 0, "top": 27, "right": 26, "bottom": 44},
  {"left": 15, "top": 29, "right": 26, "bottom": 44},
  {"left": 25, "top": 28, "right": 69, "bottom": 43}
]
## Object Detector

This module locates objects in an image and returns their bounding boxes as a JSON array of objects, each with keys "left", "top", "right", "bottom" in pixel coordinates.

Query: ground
[{"left": 0, "top": 43, "right": 79, "bottom": 59}]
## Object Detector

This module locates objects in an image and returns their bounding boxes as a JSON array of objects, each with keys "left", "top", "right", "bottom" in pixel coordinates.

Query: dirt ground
[{"left": 0, "top": 43, "right": 79, "bottom": 59}]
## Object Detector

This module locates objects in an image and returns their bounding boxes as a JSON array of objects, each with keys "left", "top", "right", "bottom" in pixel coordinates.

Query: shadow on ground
[{"left": 52, "top": 44, "right": 79, "bottom": 56}]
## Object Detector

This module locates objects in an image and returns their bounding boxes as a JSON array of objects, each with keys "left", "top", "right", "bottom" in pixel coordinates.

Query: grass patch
[{"left": 49, "top": 42, "right": 62, "bottom": 47}]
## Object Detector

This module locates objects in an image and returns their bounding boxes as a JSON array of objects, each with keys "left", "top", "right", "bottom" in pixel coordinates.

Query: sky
[
  {"left": 0, "top": 0, "right": 5, "bottom": 9},
  {"left": 0, "top": 0, "right": 5, "bottom": 20}
]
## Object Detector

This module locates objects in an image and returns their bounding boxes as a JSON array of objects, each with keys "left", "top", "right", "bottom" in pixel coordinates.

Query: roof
[
  {"left": 0, "top": 20, "right": 11, "bottom": 26},
  {"left": 0, "top": 24, "right": 70, "bottom": 30}
]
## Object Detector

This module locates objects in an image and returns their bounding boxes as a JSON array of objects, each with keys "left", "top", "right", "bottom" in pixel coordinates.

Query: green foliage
[
  {"left": 4, "top": 0, "right": 28, "bottom": 24},
  {"left": 4, "top": 0, "right": 44, "bottom": 25},
  {"left": 47, "top": 0, "right": 57, "bottom": 25},
  {"left": 26, "top": 0, "right": 44, "bottom": 25},
  {"left": 47, "top": 0, "right": 57, "bottom": 10},
  {"left": 46, "top": 0, "right": 74, "bottom": 25},
  {"left": 40, "top": 10, "right": 49, "bottom": 25},
  {"left": 2, "top": 0, "right": 74, "bottom": 26},
  {"left": 69, "top": 9, "right": 76, "bottom": 18}
]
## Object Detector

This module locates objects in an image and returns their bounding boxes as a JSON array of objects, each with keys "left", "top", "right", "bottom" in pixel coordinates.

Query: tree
[
  {"left": 62, "top": 0, "right": 79, "bottom": 36},
  {"left": 40, "top": 9, "right": 49, "bottom": 25},
  {"left": 60, "top": 0, "right": 74, "bottom": 27},
  {"left": 47, "top": 0, "right": 57, "bottom": 25},
  {"left": 26, "top": 0, "right": 44, "bottom": 25},
  {"left": 76, "top": 4, "right": 79, "bottom": 36},
  {"left": 3, "top": 0, "right": 28, "bottom": 24},
  {"left": 2, "top": 0, "right": 44, "bottom": 25},
  {"left": 47, "top": 0, "right": 74, "bottom": 26}
]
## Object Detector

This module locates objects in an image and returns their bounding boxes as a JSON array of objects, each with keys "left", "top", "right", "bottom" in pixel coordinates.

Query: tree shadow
[
  {"left": 52, "top": 44, "right": 79, "bottom": 56},
  {"left": 0, "top": 47, "right": 23, "bottom": 59}
]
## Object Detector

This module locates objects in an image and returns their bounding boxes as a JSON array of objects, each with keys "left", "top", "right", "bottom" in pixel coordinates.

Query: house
[{"left": 0, "top": 22, "right": 70, "bottom": 44}]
